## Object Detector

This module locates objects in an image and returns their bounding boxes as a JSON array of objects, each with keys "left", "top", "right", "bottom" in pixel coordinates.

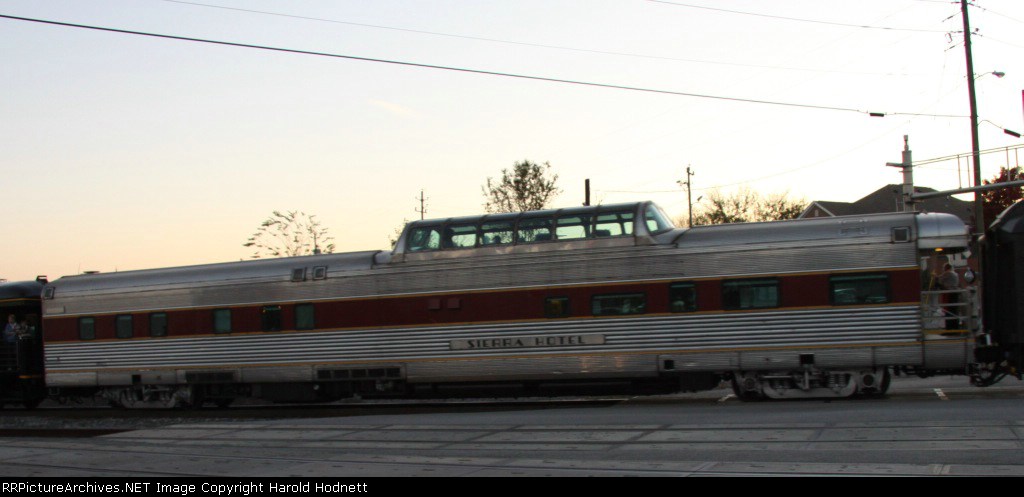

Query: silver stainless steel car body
[{"left": 40, "top": 203, "right": 971, "bottom": 401}]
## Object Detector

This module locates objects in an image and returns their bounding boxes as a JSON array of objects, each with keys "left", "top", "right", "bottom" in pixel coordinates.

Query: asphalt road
[{"left": 1, "top": 375, "right": 1023, "bottom": 477}]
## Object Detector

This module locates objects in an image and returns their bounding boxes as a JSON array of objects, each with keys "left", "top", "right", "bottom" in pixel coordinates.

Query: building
[{"left": 799, "top": 184, "right": 973, "bottom": 224}]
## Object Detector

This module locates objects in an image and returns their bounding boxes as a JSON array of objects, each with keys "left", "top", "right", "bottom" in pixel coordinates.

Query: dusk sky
[{"left": 2, "top": 0, "right": 1023, "bottom": 281}]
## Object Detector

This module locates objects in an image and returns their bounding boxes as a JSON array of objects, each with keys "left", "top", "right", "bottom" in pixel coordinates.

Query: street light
[
  {"left": 980, "top": 120, "right": 1022, "bottom": 139},
  {"left": 976, "top": 71, "right": 1005, "bottom": 80}
]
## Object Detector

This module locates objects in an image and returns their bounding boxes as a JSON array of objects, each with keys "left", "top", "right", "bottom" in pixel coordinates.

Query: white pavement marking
[
  {"left": 718, "top": 393, "right": 735, "bottom": 403},
  {"left": 934, "top": 388, "right": 949, "bottom": 400}
]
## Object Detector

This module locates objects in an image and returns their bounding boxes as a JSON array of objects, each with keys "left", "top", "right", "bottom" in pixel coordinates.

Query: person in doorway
[{"left": 4, "top": 315, "right": 20, "bottom": 344}]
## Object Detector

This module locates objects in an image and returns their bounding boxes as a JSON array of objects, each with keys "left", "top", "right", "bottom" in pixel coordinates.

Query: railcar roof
[
  {"left": 49, "top": 251, "right": 381, "bottom": 295},
  {"left": 992, "top": 200, "right": 1024, "bottom": 234},
  {"left": 0, "top": 280, "right": 44, "bottom": 301},
  {"left": 675, "top": 211, "right": 959, "bottom": 247}
]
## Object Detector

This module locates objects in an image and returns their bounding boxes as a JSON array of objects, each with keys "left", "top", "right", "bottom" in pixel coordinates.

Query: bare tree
[
  {"left": 483, "top": 160, "right": 561, "bottom": 213},
  {"left": 687, "top": 189, "right": 806, "bottom": 226},
  {"left": 389, "top": 218, "right": 411, "bottom": 249},
  {"left": 756, "top": 191, "right": 807, "bottom": 222},
  {"left": 243, "top": 211, "right": 335, "bottom": 259}
]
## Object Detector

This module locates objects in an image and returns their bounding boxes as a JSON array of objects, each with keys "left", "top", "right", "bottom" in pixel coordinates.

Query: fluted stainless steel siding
[{"left": 44, "top": 305, "right": 925, "bottom": 386}]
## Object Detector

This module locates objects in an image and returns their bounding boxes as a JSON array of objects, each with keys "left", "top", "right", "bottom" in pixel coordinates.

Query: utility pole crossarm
[{"left": 912, "top": 180, "right": 1024, "bottom": 200}]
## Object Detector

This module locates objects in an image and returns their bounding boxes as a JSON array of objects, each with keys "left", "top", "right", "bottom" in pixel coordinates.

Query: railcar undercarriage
[
  {"left": 731, "top": 368, "right": 893, "bottom": 400},
  {"left": 54, "top": 373, "right": 722, "bottom": 408}
]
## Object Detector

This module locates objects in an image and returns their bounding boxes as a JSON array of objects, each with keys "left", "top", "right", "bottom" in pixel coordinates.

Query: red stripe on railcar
[{"left": 41, "top": 269, "right": 924, "bottom": 342}]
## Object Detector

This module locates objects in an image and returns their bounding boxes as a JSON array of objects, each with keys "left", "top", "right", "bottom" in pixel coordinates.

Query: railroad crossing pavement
[
  {"left": 3, "top": 417, "right": 1024, "bottom": 476},
  {"left": 2, "top": 376, "right": 1024, "bottom": 476}
]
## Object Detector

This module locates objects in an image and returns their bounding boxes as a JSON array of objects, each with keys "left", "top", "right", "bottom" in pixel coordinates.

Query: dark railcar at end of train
[
  {"left": 977, "top": 200, "right": 1024, "bottom": 384},
  {"left": 0, "top": 278, "right": 46, "bottom": 408}
]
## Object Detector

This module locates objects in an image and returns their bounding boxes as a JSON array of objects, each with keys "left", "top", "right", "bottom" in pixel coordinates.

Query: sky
[{"left": 2, "top": 0, "right": 1023, "bottom": 281}]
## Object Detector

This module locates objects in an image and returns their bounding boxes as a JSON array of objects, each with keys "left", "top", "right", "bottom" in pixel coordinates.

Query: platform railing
[{"left": 921, "top": 288, "right": 977, "bottom": 334}]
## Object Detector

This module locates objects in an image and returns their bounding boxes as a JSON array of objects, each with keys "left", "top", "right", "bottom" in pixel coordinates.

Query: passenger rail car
[{"left": 26, "top": 200, "right": 991, "bottom": 407}]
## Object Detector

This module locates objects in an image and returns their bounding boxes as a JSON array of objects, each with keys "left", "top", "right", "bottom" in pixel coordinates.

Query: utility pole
[
  {"left": 415, "top": 190, "right": 428, "bottom": 220},
  {"left": 962, "top": 0, "right": 984, "bottom": 236},
  {"left": 584, "top": 179, "right": 591, "bottom": 207},
  {"left": 886, "top": 135, "right": 915, "bottom": 212},
  {"left": 682, "top": 165, "right": 696, "bottom": 227}
]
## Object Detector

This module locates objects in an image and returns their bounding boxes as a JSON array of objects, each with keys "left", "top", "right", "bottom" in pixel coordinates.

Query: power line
[
  {"left": 915, "top": 143, "right": 1024, "bottom": 166},
  {"left": 158, "top": 0, "right": 922, "bottom": 77},
  {"left": 646, "top": 0, "right": 950, "bottom": 33},
  {"left": 603, "top": 189, "right": 681, "bottom": 194},
  {"left": 0, "top": 13, "right": 972, "bottom": 120},
  {"left": 974, "top": 32, "right": 1024, "bottom": 50},
  {"left": 970, "top": 3, "right": 1024, "bottom": 25}
]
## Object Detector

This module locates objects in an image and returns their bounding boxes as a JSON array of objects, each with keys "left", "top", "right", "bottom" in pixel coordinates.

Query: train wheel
[
  {"left": 117, "top": 389, "right": 137, "bottom": 409},
  {"left": 731, "top": 372, "right": 764, "bottom": 401},
  {"left": 876, "top": 369, "right": 892, "bottom": 395},
  {"left": 858, "top": 369, "right": 891, "bottom": 397}
]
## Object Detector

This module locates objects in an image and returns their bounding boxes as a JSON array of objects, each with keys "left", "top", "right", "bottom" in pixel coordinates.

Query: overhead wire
[
  {"left": 970, "top": 3, "right": 1024, "bottom": 25},
  {"left": 0, "top": 13, "right": 970, "bottom": 119},
  {"left": 560, "top": 1, "right": 963, "bottom": 191},
  {"left": 156, "top": 0, "right": 923, "bottom": 77},
  {"left": 915, "top": 143, "right": 1024, "bottom": 166},
  {"left": 645, "top": 0, "right": 951, "bottom": 33}
]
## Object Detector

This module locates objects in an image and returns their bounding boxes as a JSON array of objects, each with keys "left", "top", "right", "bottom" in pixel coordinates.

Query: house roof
[{"left": 799, "top": 184, "right": 973, "bottom": 223}]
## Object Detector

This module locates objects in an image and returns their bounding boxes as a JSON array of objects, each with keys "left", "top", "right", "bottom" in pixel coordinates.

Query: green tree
[
  {"left": 688, "top": 188, "right": 806, "bottom": 226},
  {"left": 483, "top": 160, "right": 561, "bottom": 213},
  {"left": 243, "top": 211, "right": 335, "bottom": 259}
]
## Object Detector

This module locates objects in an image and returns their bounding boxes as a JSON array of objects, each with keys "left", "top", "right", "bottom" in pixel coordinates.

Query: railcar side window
[
  {"left": 645, "top": 204, "right": 674, "bottom": 234},
  {"left": 830, "top": 274, "right": 890, "bottom": 305},
  {"left": 669, "top": 283, "right": 698, "bottom": 312},
  {"left": 517, "top": 217, "right": 554, "bottom": 243},
  {"left": 443, "top": 224, "right": 478, "bottom": 249},
  {"left": 544, "top": 297, "right": 571, "bottom": 318},
  {"left": 213, "top": 309, "right": 232, "bottom": 334},
  {"left": 78, "top": 317, "right": 95, "bottom": 340},
  {"left": 149, "top": 313, "right": 168, "bottom": 337},
  {"left": 480, "top": 221, "right": 513, "bottom": 245},
  {"left": 722, "top": 279, "right": 779, "bottom": 310},
  {"left": 556, "top": 215, "right": 589, "bottom": 240},
  {"left": 115, "top": 315, "right": 133, "bottom": 339},
  {"left": 261, "top": 306, "right": 282, "bottom": 332},
  {"left": 593, "top": 211, "right": 634, "bottom": 237},
  {"left": 408, "top": 227, "right": 441, "bottom": 252},
  {"left": 295, "top": 303, "right": 315, "bottom": 330},
  {"left": 592, "top": 293, "right": 646, "bottom": 316}
]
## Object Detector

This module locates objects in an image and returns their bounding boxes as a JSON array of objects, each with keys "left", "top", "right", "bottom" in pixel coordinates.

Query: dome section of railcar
[{"left": 389, "top": 201, "right": 674, "bottom": 262}]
